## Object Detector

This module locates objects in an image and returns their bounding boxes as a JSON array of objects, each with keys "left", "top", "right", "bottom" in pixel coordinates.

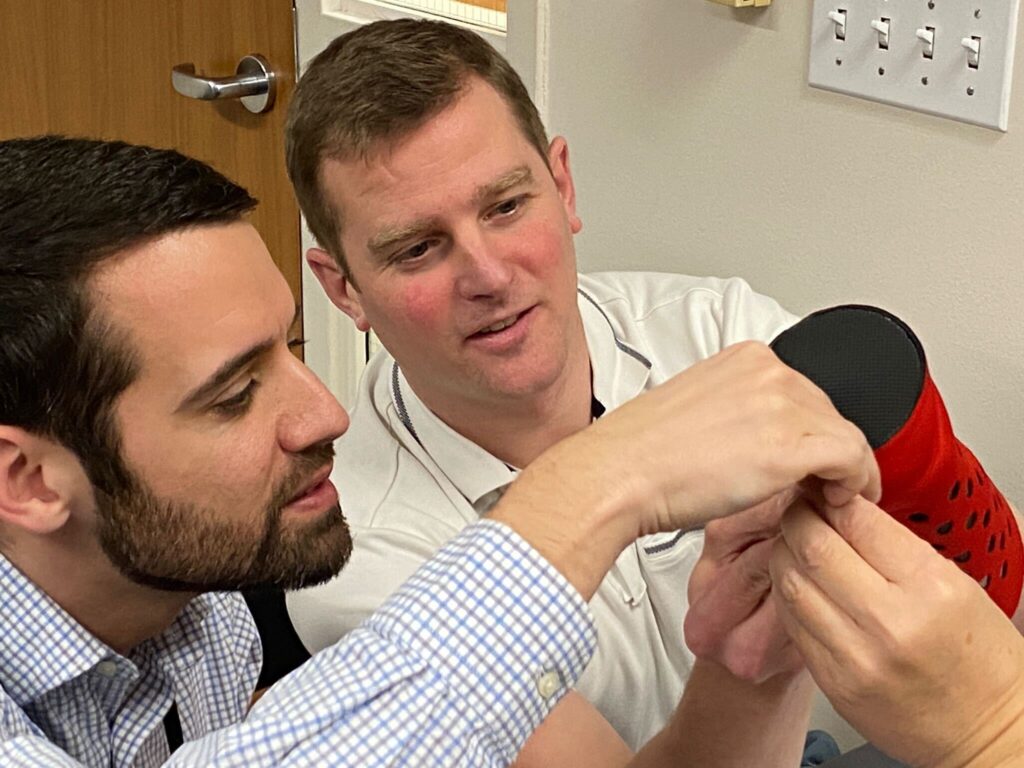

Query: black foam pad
[{"left": 770, "top": 305, "right": 925, "bottom": 450}]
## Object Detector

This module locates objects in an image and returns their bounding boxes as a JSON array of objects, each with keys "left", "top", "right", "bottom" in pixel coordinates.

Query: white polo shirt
[{"left": 287, "top": 271, "right": 797, "bottom": 749}]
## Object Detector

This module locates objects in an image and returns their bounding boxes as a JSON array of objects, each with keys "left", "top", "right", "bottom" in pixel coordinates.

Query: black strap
[{"left": 163, "top": 701, "right": 183, "bottom": 754}]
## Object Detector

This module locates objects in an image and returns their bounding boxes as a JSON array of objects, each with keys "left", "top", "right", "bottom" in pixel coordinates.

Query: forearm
[
  {"left": 511, "top": 691, "right": 633, "bottom": 768},
  {"left": 489, "top": 435, "right": 641, "bottom": 601},
  {"left": 627, "top": 662, "right": 813, "bottom": 768},
  {"left": 168, "top": 523, "right": 598, "bottom": 767}
]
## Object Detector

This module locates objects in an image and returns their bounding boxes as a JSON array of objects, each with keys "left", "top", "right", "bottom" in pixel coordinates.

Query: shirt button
[
  {"left": 537, "top": 670, "right": 560, "bottom": 700},
  {"left": 95, "top": 660, "right": 118, "bottom": 678}
]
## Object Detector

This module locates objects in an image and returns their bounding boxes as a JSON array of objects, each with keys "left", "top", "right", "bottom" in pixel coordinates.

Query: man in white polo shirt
[{"left": 283, "top": 18, "right": 804, "bottom": 764}]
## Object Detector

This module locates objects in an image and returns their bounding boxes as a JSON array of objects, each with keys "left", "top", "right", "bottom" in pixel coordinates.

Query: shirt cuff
[{"left": 365, "top": 519, "right": 598, "bottom": 758}]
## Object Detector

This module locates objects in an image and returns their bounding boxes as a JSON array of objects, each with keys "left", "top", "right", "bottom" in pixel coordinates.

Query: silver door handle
[{"left": 171, "top": 54, "right": 276, "bottom": 114}]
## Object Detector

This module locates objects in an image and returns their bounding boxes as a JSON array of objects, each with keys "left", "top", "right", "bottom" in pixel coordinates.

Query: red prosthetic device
[{"left": 771, "top": 305, "right": 1023, "bottom": 617}]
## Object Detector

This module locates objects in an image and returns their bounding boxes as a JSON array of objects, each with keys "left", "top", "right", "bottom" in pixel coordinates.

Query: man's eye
[
  {"left": 288, "top": 337, "right": 308, "bottom": 350},
  {"left": 213, "top": 379, "right": 260, "bottom": 416},
  {"left": 395, "top": 241, "right": 432, "bottom": 263},
  {"left": 488, "top": 195, "right": 526, "bottom": 220}
]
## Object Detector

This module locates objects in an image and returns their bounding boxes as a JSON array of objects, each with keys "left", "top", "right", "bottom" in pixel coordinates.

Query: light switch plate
[{"left": 809, "top": 0, "right": 1020, "bottom": 131}]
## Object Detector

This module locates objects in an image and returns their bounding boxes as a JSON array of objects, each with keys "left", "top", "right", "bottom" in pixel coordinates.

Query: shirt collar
[
  {"left": 0, "top": 552, "right": 219, "bottom": 706},
  {"left": 389, "top": 286, "right": 653, "bottom": 510},
  {"left": 576, "top": 286, "right": 653, "bottom": 412},
  {"left": 142, "top": 593, "right": 215, "bottom": 674},
  {"left": 0, "top": 553, "right": 114, "bottom": 706},
  {"left": 391, "top": 364, "right": 516, "bottom": 510}
]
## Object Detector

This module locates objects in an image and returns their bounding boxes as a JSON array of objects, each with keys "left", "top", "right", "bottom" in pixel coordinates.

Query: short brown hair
[{"left": 285, "top": 18, "right": 549, "bottom": 279}]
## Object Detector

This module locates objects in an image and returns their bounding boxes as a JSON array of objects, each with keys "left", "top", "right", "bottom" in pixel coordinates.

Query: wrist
[
  {"left": 664, "top": 662, "right": 814, "bottom": 767},
  {"left": 489, "top": 434, "right": 644, "bottom": 601},
  {"left": 948, "top": 716, "right": 1024, "bottom": 768},
  {"left": 928, "top": 686, "right": 1024, "bottom": 768}
]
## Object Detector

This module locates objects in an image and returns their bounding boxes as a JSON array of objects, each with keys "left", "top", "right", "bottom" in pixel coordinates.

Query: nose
[
  {"left": 277, "top": 354, "right": 350, "bottom": 455},
  {"left": 452, "top": 229, "right": 513, "bottom": 301}
]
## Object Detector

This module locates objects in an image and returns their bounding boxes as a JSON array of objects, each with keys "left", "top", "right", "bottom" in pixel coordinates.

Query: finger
[
  {"left": 822, "top": 440, "right": 882, "bottom": 506},
  {"left": 796, "top": 424, "right": 881, "bottom": 505},
  {"left": 684, "top": 537, "right": 776, "bottom": 655},
  {"left": 819, "top": 496, "right": 938, "bottom": 584},
  {"left": 769, "top": 535, "right": 865, "bottom": 669},
  {"left": 771, "top": 362, "right": 883, "bottom": 505},
  {"left": 701, "top": 490, "right": 796, "bottom": 559},
  {"left": 769, "top": 574, "right": 851, "bottom": 708},
  {"left": 778, "top": 499, "right": 895, "bottom": 631},
  {"left": 720, "top": 597, "right": 804, "bottom": 683}
]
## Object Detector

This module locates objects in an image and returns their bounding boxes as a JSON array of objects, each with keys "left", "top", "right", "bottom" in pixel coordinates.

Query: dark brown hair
[
  {"left": 0, "top": 136, "right": 256, "bottom": 494},
  {"left": 285, "top": 18, "right": 549, "bottom": 279}
]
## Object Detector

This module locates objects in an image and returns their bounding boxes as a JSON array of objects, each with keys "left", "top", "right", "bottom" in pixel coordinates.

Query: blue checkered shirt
[
  {"left": 1, "top": 521, "right": 597, "bottom": 766},
  {"left": 0, "top": 551, "right": 261, "bottom": 766}
]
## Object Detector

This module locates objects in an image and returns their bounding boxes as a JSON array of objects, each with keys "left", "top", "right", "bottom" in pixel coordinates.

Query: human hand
[
  {"left": 584, "top": 341, "right": 881, "bottom": 537},
  {"left": 684, "top": 492, "right": 804, "bottom": 683},
  {"left": 494, "top": 341, "right": 879, "bottom": 602},
  {"left": 771, "top": 496, "right": 1024, "bottom": 768}
]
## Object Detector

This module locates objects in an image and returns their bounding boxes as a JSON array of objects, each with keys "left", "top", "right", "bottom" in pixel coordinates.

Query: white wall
[{"left": 543, "top": 1, "right": 1024, "bottom": 507}]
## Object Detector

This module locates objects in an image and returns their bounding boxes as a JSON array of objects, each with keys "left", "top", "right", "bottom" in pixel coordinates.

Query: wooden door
[{"left": 0, "top": 0, "right": 301, "bottom": 306}]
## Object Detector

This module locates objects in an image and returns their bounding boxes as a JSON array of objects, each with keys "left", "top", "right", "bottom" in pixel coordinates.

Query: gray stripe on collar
[
  {"left": 577, "top": 288, "right": 653, "bottom": 369},
  {"left": 391, "top": 362, "right": 422, "bottom": 446}
]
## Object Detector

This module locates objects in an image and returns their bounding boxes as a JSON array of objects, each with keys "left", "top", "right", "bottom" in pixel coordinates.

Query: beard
[{"left": 92, "top": 441, "right": 353, "bottom": 593}]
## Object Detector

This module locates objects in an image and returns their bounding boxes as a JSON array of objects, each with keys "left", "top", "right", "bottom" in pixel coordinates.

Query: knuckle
[
  {"left": 685, "top": 633, "right": 713, "bottom": 659},
  {"left": 925, "top": 563, "right": 966, "bottom": 610},
  {"left": 756, "top": 424, "right": 787, "bottom": 456},
  {"left": 735, "top": 339, "right": 769, "bottom": 356},
  {"left": 795, "top": 530, "right": 836, "bottom": 570},
  {"left": 682, "top": 616, "right": 715, "bottom": 658},
  {"left": 843, "top": 420, "right": 870, "bottom": 452},
  {"left": 704, "top": 517, "right": 728, "bottom": 542},
  {"left": 775, "top": 568, "right": 804, "bottom": 604},
  {"left": 729, "top": 653, "right": 764, "bottom": 684},
  {"left": 825, "top": 646, "right": 885, "bottom": 711},
  {"left": 853, "top": 653, "right": 889, "bottom": 696},
  {"left": 830, "top": 505, "right": 866, "bottom": 545},
  {"left": 762, "top": 390, "right": 791, "bottom": 415},
  {"left": 741, "top": 559, "right": 773, "bottom": 592}
]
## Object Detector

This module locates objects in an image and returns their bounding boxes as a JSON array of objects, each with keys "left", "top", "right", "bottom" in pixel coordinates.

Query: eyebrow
[
  {"left": 176, "top": 304, "right": 300, "bottom": 413},
  {"left": 472, "top": 165, "right": 534, "bottom": 207},
  {"left": 366, "top": 166, "right": 535, "bottom": 261},
  {"left": 367, "top": 217, "right": 437, "bottom": 262}
]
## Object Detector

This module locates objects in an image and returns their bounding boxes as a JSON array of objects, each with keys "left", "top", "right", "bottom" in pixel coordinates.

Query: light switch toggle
[
  {"left": 916, "top": 27, "right": 935, "bottom": 59},
  {"left": 961, "top": 36, "right": 981, "bottom": 68},
  {"left": 871, "top": 18, "right": 891, "bottom": 50},
  {"left": 828, "top": 9, "right": 847, "bottom": 40}
]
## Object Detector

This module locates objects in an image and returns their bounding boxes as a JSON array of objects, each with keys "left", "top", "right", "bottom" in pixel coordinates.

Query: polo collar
[
  {"left": 391, "top": 363, "right": 515, "bottom": 510},
  {"left": 577, "top": 286, "right": 652, "bottom": 412}
]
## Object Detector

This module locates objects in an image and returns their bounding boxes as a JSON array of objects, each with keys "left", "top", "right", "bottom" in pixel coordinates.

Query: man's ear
[
  {"left": 548, "top": 136, "right": 583, "bottom": 235},
  {"left": 306, "top": 248, "right": 372, "bottom": 333},
  {"left": 0, "top": 427, "right": 79, "bottom": 535}
]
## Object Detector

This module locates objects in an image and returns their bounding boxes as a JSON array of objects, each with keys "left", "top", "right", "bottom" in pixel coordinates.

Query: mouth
[
  {"left": 467, "top": 306, "right": 534, "bottom": 339},
  {"left": 283, "top": 462, "right": 336, "bottom": 510}
]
